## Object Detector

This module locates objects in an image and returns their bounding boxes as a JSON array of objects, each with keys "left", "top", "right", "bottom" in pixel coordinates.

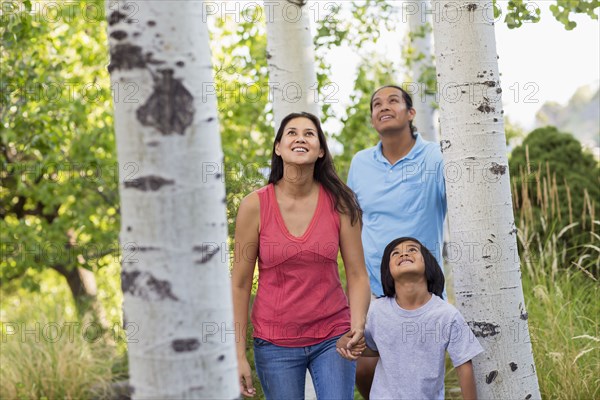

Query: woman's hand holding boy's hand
[{"left": 336, "top": 329, "right": 367, "bottom": 360}]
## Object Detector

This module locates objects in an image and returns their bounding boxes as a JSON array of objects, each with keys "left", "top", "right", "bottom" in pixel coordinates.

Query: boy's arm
[
  {"left": 455, "top": 360, "right": 477, "bottom": 400},
  {"left": 361, "top": 347, "right": 379, "bottom": 357}
]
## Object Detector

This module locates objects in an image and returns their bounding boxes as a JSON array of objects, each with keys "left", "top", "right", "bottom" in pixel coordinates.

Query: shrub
[{"left": 510, "top": 126, "right": 599, "bottom": 276}]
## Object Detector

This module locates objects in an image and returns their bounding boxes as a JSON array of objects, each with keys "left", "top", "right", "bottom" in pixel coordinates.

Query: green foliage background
[{"left": 1, "top": 0, "right": 119, "bottom": 316}]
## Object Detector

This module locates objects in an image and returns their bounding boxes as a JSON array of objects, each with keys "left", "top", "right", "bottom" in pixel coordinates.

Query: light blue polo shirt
[{"left": 347, "top": 133, "right": 447, "bottom": 296}]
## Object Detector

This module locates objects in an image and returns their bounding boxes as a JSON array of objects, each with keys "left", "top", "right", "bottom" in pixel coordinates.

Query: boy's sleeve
[
  {"left": 364, "top": 306, "right": 378, "bottom": 351},
  {"left": 447, "top": 310, "right": 484, "bottom": 367}
]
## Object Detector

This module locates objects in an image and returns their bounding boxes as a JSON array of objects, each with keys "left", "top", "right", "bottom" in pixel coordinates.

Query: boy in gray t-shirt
[
  {"left": 364, "top": 295, "right": 483, "bottom": 399},
  {"left": 337, "top": 237, "right": 483, "bottom": 399}
]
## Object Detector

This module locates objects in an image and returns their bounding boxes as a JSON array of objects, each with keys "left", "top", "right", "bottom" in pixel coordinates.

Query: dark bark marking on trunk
[
  {"left": 146, "top": 140, "right": 160, "bottom": 147},
  {"left": 145, "top": 52, "right": 166, "bottom": 66},
  {"left": 108, "top": 44, "right": 146, "bottom": 73},
  {"left": 218, "top": 354, "right": 225, "bottom": 361},
  {"left": 520, "top": 311, "right": 529, "bottom": 320},
  {"left": 133, "top": 32, "right": 140, "bottom": 37},
  {"left": 509, "top": 228, "right": 518, "bottom": 235},
  {"left": 496, "top": 88, "right": 502, "bottom": 94},
  {"left": 525, "top": 395, "right": 532, "bottom": 399},
  {"left": 130, "top": 245, "right": 160, "bottom": 252},
  {"left": 109, "top": 11, "right": 127, "bottom": 26},
  {"left": 440, "top": 140, "right": 451, "bottom": 153},
  {"left": 482, "top": 255, "right": 491, "bottom": 259},
  {"left": 485, "top": 265, "right": 493, "bottom": 269},
  {"left": 509, "top": 362, "right": 518, "bottom": 371},
  {"left": 146, "top": 275, "right": 179, "bottom": 301},
  {"left": 110, "top": 30, "right": 128, "bottom": 41},
  {"left": 466, "top": 156, "right": 476, "bottom": 160},
  {"left": 289, "top": 0, "right": 308, "bottom": 8},
  {"left": 148, "top": 20, "right": 156, "bottom": 26},
  {"left": 121, "top": 270, "right": 141, "bottom": 294},
  {"left": 485, "top": 370, "right": 498, "bottom": 384},
  {"left": 456, "top": 291, "right": 473, "bottom": 298},
  {"left": 483, "top": 80, "right": 496, "bottom": 87},
  {"left": 124, "top": 176, "right": 174, "bottom": 191},
  {"left": 136, "top": 69, "right": 195, "bottom": 135},
  {"left": 467, "top": 321, "right": 500, "bottom": 338},
  {"left": 477, "top": 101, "right": 495, "bottom": 113},
  {"left": 127, "top": 226, "right": 132, "bottom": 231},
  {"left": 222, "top": 197, "right": 227, "bottom": 204},
  {"left": 172, "top": 338, "right": 200, "bottom": 352},
  {"left": 193, "top": 244, "right": 220, "bottom": 264},
  {"left": 500, "top": 286, "right": 517, "bottom": 290},
  {"left": 121, "top": 270, "right": 179, "bottom": 301},
  {"left": 489, "top": 163, "right": 507, "bottom": 175},
  {"left": 176, "top": 61, "right": 185, "bottom": 67}
]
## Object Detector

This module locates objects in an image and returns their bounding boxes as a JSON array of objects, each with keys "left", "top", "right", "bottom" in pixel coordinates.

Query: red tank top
[{"left": 251, "top": 183, "right": 351, "bottom": 346}]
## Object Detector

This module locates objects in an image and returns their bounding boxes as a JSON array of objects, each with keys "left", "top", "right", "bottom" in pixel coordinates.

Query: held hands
[
  {"left": 336, "top": 329, "right": 366, "bottom": 361},
  {"left": 238, "top": 357, "right": 256, "bottom": 398}
]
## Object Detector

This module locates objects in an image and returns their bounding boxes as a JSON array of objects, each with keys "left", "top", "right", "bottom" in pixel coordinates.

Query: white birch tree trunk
[
  {"left": 406, "top": 0, "right": 438, "bottom": 141},
  {"left": 265, "top": 0, "right": 320, "bottom": 129},
  {"left": 106, "top": 1, "right": 237, "bottom": 398},
  {"left": 431, "top": 1, "right": 541, "bottom": 398},
  {"left": 265, "top": 1, "right": 318, "bottom": 397}
]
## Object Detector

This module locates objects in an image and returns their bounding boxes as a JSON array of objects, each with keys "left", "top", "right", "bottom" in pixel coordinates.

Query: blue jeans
[{"left": 253, "top": 335, "right": 356, "bottom": 400}]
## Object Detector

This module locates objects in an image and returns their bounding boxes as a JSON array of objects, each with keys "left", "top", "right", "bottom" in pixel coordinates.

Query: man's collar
[{"left": 374, "top": 132, "right": 425, "bottom": 165}]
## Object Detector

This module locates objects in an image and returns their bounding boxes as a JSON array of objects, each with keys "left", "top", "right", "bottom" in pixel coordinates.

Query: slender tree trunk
[
  {"left": 265, "top": 0, "right": 320, "bottom": 129},
  {"left": 265, "top": 2, "right": 318, "bottom": 397},
  {"left": 53, "top": 264, "right": 110, "bottom": 330},
  {"left": 106, "top": 1, "right": 237, "bottom": 398},
  {"left": 431, "top": 1, "right": 541, "bottom": 398},
  {"left": 406, "top": 0, "right": 437, "bottom": 141}
]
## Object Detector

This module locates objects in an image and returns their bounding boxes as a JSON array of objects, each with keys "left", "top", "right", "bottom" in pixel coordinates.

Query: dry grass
[{"left": 0, "top": 294, "right": 119, "bottom": 399}]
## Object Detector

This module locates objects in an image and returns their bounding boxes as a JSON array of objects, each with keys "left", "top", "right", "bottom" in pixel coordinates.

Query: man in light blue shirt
[{"left": 347, "top": 85, "right": 447, "bottom": 398}]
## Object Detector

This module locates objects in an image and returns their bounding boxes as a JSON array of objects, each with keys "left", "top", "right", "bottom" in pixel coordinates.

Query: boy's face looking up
[{"left": 389, "top": 240, "right": 425, "bottom": 280}]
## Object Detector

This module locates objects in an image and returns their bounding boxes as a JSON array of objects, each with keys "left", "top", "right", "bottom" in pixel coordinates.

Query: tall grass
[
  {"left": 0, "top": 268, "right": 125, "bottom": 399},
  {"left": 0, "top": 298, "right": 119, "bottom": 399},
  {"left": 511, "top": 164, "right": 599, "bottom": 399}
]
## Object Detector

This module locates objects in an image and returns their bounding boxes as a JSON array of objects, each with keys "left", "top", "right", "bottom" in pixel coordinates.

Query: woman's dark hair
[
  {"left": 268, "top": 112, "right": 362, "bottom": 225},
  {"left": 380, "top": 237, "right": 445, "bottom": 298},
  {"left": 370, "top": 85, "right": 417, "bottom": 134}
]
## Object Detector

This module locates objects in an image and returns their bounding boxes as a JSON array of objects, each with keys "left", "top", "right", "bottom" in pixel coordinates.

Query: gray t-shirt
[{"left": 365, "top": 295, "right": 484, "bottom": 400}]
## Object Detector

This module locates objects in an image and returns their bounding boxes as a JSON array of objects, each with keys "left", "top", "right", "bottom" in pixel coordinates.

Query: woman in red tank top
[{"left": 232, "top": 112, "right": 371, "bottom": 399}]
